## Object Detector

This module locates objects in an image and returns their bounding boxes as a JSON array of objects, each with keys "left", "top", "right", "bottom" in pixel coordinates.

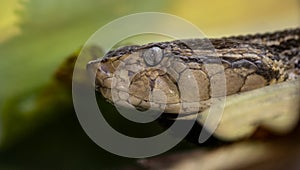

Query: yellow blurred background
[{"left": 1, "top": 0, "right": 299, "bottom": 42}]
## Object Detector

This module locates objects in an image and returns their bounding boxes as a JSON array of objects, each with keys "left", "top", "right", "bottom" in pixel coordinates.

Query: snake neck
[{"left": 211, "top": 28, "right": 300, "bottom": 80}]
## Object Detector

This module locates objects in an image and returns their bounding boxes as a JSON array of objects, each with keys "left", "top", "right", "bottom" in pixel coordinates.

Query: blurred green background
[{"left": 0, "top": 0, "right": 299, "bottom": 169}]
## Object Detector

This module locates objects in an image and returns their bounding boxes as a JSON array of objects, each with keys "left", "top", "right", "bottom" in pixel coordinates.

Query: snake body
[{"left": 88, "top": 28, "right": 300, "bottom": 116}]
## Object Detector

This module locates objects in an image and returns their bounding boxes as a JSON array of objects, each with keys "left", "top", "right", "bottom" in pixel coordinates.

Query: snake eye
[{"left": 142, "top": 47, "right": 164, "bottom": 66}]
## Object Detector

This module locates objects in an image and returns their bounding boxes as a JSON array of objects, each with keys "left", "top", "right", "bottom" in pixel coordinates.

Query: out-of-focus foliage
[
  {"left": 0, "top": 0, "right": 24, "bottom": 42},
  {"left": 0, "top": 0, "right": 170, "bottom": 146}
]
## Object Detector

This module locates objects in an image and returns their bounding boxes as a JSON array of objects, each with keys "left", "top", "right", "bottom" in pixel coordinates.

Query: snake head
[
  {"left": 87, "top": 35, "right": 290, "bottom": 116},
  {"left": 87, "top": 42, "right": 210, "bottom": 115}
]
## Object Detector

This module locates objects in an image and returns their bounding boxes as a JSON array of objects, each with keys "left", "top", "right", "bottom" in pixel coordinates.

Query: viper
[{"left": 87, "top": 28, "right": 300, "bottom": 140}]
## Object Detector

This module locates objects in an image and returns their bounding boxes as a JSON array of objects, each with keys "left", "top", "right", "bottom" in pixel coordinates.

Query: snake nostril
[
  {"left": 99, "top": 63, "right": 115, "bottom": 77},
  {"left": 100, "top": 65, "right": 109, "bottom": 73}
]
